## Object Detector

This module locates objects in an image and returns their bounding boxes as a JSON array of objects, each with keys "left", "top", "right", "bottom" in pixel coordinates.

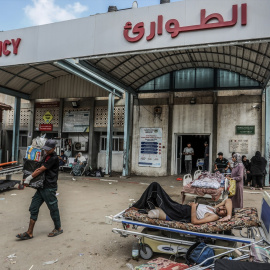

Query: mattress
[{"left": 123, "top": 207, "right": 261, "bottom": 233}]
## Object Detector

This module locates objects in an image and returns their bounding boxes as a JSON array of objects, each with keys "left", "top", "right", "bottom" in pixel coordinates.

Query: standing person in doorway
[
  {"left": 242, "top": 155, "right": 252, "bottom": 187},
  {"left": 183, "top": 143, "right": 194, "bottom": 174},
  {"left": 16, "top": 139, "right": 63, "bottom": 240},
  {"left": 250, "top": 151, "right": 267, "bottom": 190},
  {"left": 203, "top": 141, "right": 209, "bottom": 171}
]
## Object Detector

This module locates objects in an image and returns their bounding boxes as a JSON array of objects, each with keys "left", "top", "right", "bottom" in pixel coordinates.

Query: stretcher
[
  {"left": 181, "top": 172, "right": 229, "bottom": 203},
  {"left": 0, "top": 162, "right": 23, "bottom": 191},
  {"left": 107, "top": 191, "right": 270, "bottom": 268}
]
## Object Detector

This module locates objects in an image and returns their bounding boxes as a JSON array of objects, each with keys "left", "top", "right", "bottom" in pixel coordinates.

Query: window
[
  {"left": 196, "top": 68, "right": 214, "bottom": 88},
  {"left": 174, "top": 69, "right": 195, "bottom": 89},
  {"left": 19, "top": 135, "right": 28, "bottom": 147},
  {"left": 100, "top": 136, "right": 124, "bottom": 152},
  {"left": 218, "top": 70, "right": 239, "bottom": 88}
]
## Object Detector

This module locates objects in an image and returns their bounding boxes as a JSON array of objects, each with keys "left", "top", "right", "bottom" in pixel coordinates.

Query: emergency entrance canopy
[{"left": 0, "top": 0, "right": 270, "bottom": 67}]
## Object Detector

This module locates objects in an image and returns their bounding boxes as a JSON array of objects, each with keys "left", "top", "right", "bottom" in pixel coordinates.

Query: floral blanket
[
  {"left": 123, "top": 207, "right": 260, "bottom": 233},
  {"left": 181, "top": 183, "right": 224, "bottom": 201}
]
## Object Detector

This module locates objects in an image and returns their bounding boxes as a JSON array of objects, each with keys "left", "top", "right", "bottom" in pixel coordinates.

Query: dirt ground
[{"left": 0, "top": 173, "right": 268, "bottom": 270}]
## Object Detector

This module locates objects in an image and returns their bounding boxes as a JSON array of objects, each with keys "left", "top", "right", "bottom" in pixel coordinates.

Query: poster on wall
[
  {"left": 139, "top": 128, "right": 162, "bottom": 167},
  {"left": 63, "top": 111, "right": 90, "bottom": 132},
  {"left": 229, "top": 139, "right": 249, "bottom": 153}
]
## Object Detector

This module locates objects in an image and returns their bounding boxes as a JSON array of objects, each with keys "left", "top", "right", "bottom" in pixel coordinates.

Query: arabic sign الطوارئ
[
  {"left": 235, "top": 125, "right": 255, "bottom": 135},
  {"left": 62, "top": 111, "right": 90, "bottom": 132},
  {"left": 139, "top": 128, "right": 162, "bottom": 168},
  {"left": 124, "top": 3, "right": 247, "bottom": 43},
  {"left": 42, "top": 111, "right": 53, "bottom": 124}
]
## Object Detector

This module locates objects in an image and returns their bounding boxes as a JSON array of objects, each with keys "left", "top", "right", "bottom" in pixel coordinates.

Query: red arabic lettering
[
  {"left": 146, "top": 21, "right": 156, "bottom": 41},
  {"left": 123, "top": 4, "right": 247, "bottom": 43},
  {"left": 123, "top": 22, "right": 145, "bottom": 43}
]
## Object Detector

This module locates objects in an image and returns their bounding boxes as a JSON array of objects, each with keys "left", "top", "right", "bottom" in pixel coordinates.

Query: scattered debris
[
  {"left": 126, "top": 263, "right": 134, "bottom": 270},
  {"left": 10, "top": 194, "right": 17, "bottom": 196},
  {"left": 29, "top": 265, "right": 34, "bottom": 270},
  {"left": 111, "top": 192, "right": 118, "bottom": 194},
  {"left": 56, "top": 193, "right": 59, "bottom": 196},
  {"left": 7, "top": 253, "right": 17, "bottom": 259},
  {"left": 100, "top": 179, "right": 118, "bottom": 182},
  {"left": 0, "top": 198, "right": 5, "bottom": 200},
  {"left": 78, "top": 253, "right": 84, "bottom": 256},
  {"left": 109, "top": 182, "right": 112, "bottom": 184},
  {"left": 140, "top": 182, "right": 149, "bottom": 185},
  {"left": 43, "top": 259, "right": 58, "bottom": 265},
  {"left": 129, "top": 199, "right": 135, "bottom": 201},
  {"left": 170, "top": 186, "right": 174, "bottom": 188},
  {"left": 72, "top": 178, "right": 76, "bottom": 181}
]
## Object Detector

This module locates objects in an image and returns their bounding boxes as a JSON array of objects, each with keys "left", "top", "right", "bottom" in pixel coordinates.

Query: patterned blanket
[
  {"left": 123, "top": 207, "right": 260, "bottom": 233},
  {"left": 181, "top": 183, "right": 224, "bottom": 201}
]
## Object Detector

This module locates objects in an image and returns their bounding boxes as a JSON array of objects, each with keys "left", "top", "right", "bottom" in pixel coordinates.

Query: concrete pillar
[
  {"left": 122, "top": 92, "right": 131, "bottom": 176},
  {"left": 58, "top": 98, "right": 64, "bottom": 138},
  {"left": 12, "top": 97, "right": 21, "bottom": 162},
  {"left": 88, "top": 98, "right": 95, "bottom": 169},
  {"left": 167, "top": 93, "right": 174, "bottom": 175},
  {"left": 105, "top": 92, "right": 115, "bottom": 175},
  {"left": 212, "top": 92, "right": 218, "bottom": 172},
  {"left": 27, "top": 100, "right": 35, "bottom": 146},
  {"left": 265, "top": 86, "right": 270, "bottom": 186}
]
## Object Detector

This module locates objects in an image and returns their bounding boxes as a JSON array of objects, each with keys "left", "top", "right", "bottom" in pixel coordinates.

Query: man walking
[
  {"left": 183, "top": 143, "right": 194, "bottom": 174},
  {"left": 203, "top": 141, "right": 209, "bottom": 171},
  {"left": 16, "top": 139, "right": 63, "bottom": 240}
]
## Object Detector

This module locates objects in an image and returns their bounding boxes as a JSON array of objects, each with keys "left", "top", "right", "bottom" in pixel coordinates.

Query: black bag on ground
[
  {"left": 215, "top": 259, "right": 270, "bottom": 270},
  {"left": 23, "top": 158, "right": 45, "bottom": 189},
  {"left": 185, "top": 241, "right": 215, "bottom": 267}
]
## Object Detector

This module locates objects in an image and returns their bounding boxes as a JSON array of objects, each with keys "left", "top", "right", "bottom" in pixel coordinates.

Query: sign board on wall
[
  {"left": 229, "top": 139, "right": 249, "bottom": 153},
  {"left": 235, "top": 125, "right": 255, "bottom": 135},
  {"left": 42, "top": 111, "right": 53, "bottom": 124},
  {"left": 139, "top": 128, "right": 162, "bottom": 167},
  {"left": 39, "top": 124, "right": 53, "bottom": 131},
  {"left": 63, "top": 111, "right": 90, "bottom": 132}
]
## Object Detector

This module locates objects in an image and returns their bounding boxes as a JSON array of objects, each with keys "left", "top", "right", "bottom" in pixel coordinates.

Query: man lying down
[{"left": 129, "top": 182, "right": 232, "bottom": 225}]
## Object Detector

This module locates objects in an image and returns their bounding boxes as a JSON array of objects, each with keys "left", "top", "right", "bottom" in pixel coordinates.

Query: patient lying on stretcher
[{"left": 130, "top": 182, "right": 233, "bottom": 225}]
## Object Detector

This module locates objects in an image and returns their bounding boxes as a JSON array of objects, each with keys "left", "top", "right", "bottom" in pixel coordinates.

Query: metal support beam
[
  {"left": 122, "top": 92, "right": 131, "bottom": 176},
  {"left": 0, "top": 86, "right": 30, "bottom": 100},
  {"left": 265, "top": 86, "right": 270, "bottom": 186},
  {"left": 54, "top": 60, "right": 123, "bottom": 98},
  {"left": 58, "top": 98, "right": 64, "bottom": 138},
  {"left": 27, "top": 100, "right": 35, "bottom": 146},
  {"left": 79, "top": 60, "right": 137, "bottom": 97},
  {"left": 12, "top": 97, "right": 21, "bottom": 162},
  {"left": 106, "top": 91, "right": 115, "bottom": 175}
]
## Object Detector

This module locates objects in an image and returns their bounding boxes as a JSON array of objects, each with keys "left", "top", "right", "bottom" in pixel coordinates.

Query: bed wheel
[{"left": 140, "top": 244, "right": 153, "bottom": 260}]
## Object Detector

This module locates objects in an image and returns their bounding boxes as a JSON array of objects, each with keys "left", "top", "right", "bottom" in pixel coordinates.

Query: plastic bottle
[{"left": 132, "top": 241, "right": 139, "bottom": 260}]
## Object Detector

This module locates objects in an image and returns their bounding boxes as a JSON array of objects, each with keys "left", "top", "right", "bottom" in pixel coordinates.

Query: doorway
[{"left": 176, "top": 134, "right": 210, "bottom": 174}]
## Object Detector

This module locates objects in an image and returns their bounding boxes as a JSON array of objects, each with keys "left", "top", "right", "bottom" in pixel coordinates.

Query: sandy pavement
[{"left": 0, "top": 173, "right": 268, "bottom": 270}]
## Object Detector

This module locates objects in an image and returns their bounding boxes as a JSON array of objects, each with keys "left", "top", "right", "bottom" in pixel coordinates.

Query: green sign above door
[{"left": 235, "top": 125, "right": 255, "bottom": 135}]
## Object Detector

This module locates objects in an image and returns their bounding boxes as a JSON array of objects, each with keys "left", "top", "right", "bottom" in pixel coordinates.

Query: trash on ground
[
  {"left": 100, "top": 179, "right": 118, "bottom": 182},
  {"left": 129, "top": 199, "right": 135, "bottom": 201},
  {"left": 126, "top": 263, "right": 134, "bottom": 270},
  {"left": 109, "top": 182, "right": 112, "bottom": 184},
  {"left": 170, "top": 186, "right": 174, "bottom": 188},
  {"left": 0, "top": 198, "right": 5, "bottom": 200},
  {"left": 140, "top": 182, "right": 149, "bottom": 185},
  {"left": 78, "top": 253, "right": 84, "bottom": 256},
  {"left": 11, "top": 194, "right": 17, "bottom": 196},
  {"left": 72, "top": 178, "right": 76, "bottom": 181},
  {"left": 43, "top": 259, "right": 58, "bottom": 265},
  {"left": 56, "top": 193, "right": 59, "bottom": 196},
  {"left": 29, "top": 265, "right": 34, "bottom": 270},
  {"left": 7, "top": 253, "right": 17, "bottom": 259}
]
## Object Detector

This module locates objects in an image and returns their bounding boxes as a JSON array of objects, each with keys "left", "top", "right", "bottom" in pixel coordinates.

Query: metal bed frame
[{"left": 107, "top": 191, "right": 270, "bottom": 267}]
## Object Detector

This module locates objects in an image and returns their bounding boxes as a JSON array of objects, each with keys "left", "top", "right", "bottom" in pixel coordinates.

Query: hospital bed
[
  {"left": 181, "top": 171, "right": 229, "bottom": 203},
  {"left": 106, "top": 191, "right": 270, "bottom": 267}
]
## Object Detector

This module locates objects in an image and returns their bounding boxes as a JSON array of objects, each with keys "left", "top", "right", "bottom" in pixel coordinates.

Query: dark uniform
[{"left": 29, "top": 152, "right": 61, "bottom": 230}]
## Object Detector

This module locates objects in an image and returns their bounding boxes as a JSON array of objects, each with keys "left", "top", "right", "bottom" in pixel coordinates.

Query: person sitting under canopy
[{"left": 131, "top": 182, "right": 233, "bottom": 225}]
